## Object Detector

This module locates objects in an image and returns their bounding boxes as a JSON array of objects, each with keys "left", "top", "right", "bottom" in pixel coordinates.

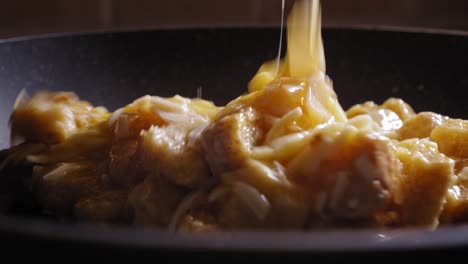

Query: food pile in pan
[{"left": 1, "top": 0, "right": 467, "bottom": 231}]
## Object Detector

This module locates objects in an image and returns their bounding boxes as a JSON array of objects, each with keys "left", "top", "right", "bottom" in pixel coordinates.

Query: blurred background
[{"left": 1, "top": 0, "right": 468, "bottom": 39}]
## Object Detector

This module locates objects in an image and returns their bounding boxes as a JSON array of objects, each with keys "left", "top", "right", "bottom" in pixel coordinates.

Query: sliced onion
[
  {"left": 13, "top": 89, "right": 29, "bottom": 110},
  {"left": 42, "top": 162, "right": 88, "bottom": 181},
  {"left": 106, "top": 107, "right": 124, "bottom": 127},
  {"left": 168, "top": 191, "right": 203, "bottom": 232},
  {"left": 232, "top": 181, "right": 271, "bottom": 220}
]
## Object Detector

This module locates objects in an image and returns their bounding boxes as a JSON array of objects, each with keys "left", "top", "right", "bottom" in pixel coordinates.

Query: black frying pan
[{"left": 0, "top": 27, "right": 467, "bottom": 259}]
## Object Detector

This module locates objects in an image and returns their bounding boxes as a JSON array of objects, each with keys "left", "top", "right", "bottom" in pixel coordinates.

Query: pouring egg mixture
[{"left": 1, "top": 0, "right": 468, "bottom": 231}]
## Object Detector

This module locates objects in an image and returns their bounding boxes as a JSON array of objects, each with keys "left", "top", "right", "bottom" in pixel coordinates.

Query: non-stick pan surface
[{"left": 0, "top": 27, "right": 467, "bottom": 259}]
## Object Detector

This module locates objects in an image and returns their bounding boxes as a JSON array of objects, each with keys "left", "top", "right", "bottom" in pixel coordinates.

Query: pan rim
[
  {"left": 1, "top": 214, "right": 468, "bottom": 252},
  {"left": 1, "top": 23, "right": 467, "bottom": 45}
]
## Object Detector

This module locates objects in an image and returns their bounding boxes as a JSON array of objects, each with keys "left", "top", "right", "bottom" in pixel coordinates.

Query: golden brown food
[
  {"left": 286, "top": 125, "right": 396, "bottom": 220},
  {"left": 128, "top": 177, "right": 185, "bottom": 227},
  {"left": 398, "top": 112, "right": 447, "bottom": 140},
  {"left": 10, "top": 91, "right": 109, "bottom": 145},
  {"left": 140, "top": 124, "right": 212, "bottom": 188},
  {"left": 430, "top": 119, "right": 468, "bottom": 158},
  {"left": 74, "top": 190, "right": 129, "bottom": 223},
  {"left": 395, "top": 139, "right": 455, "bottom": 227},
  {"left": 1, "top": 0, "right": 467, "bottom": 232},
  {"left": 202, "top": 107, "right": 263, "bottom": 176},
  {"left": 32, "top": 162, "right": 106, "bottom": 213},
  {"left": 441, "top": 163, "right": 468, "bottom": 223}
]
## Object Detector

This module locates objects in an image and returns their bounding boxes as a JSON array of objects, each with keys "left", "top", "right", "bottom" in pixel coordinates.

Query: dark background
[{"left": 1, "top": 0, "right": 468, "bottom": 39}]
